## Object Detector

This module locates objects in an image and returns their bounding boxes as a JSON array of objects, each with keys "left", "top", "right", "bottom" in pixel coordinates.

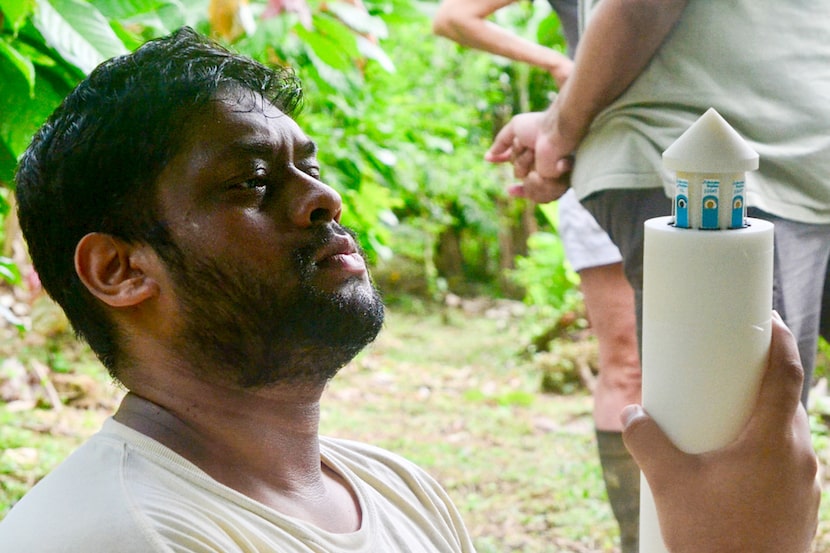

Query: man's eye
[
  {"left": 237, "top": 176, "right": 268, "bottom": 190},
  {"left": 302, "top": 166, "right": 321, "bottom": 179}
]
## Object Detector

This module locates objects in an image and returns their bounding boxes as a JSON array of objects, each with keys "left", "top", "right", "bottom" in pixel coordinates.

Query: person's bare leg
[
  {"left": 581, "top": 262, "right": 642, "bottom": 430},
  {"left": 579, "top": 262, "right": 641, "bottom": 553}
]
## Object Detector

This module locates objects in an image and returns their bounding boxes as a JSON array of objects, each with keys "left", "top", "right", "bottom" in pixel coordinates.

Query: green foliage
[
  {"left": 490, "top": 0, "right": 563, "bottom": 113},
  {"left": 0, "top": 0, "right": 579, "bottom": 313},
  {"left": 0, "top": 254, "right": 25, "bottom": 330},
  {"left": 815, "top": 336, "right": 830, "bottom": 382},
  {"left": 0, "top": 255, "right": 20, "bottom": 285},
  {"left": 510, "top": 202, "right": 581, "bottom": 314},
  {"left": 0, "top": 0, "right": 402, "bottom": 246},
  {"left": 0, "top": 0, "right": 125, "bottom": 186},
  {"left": 353, "top": 8, "right": 510, "bottom": 273}
]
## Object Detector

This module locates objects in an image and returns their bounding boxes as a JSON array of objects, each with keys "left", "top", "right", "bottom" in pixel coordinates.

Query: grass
[
  {"left": 2, "top": 298, "right": 830, "bottom": 552},
  {"left": 320, "top": 304, "right": 617, "bottom": 552}
]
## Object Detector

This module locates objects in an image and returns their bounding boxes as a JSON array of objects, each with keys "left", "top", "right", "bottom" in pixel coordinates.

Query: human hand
[
  {"left": 622, "top": 314, "right": 820, "bottom": 553},
  {"left": 485, "top": 110, "right": 574, "bottom": 203},
  {"left": 504, "top": 170, "right": 570, "bottom": 203}
]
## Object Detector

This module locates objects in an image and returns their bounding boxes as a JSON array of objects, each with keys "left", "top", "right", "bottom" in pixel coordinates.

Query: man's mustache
[{"left": 294, "top": 223, "right": 364, "bottom": 275}]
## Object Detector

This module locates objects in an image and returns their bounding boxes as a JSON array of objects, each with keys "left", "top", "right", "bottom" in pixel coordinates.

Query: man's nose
[{"left": 290, "top": 174, "right": 343, "bottom": 227}]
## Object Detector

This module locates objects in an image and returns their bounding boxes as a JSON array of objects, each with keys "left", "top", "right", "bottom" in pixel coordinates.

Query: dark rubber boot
[{"left": 596, "top": 430, "right": 640, "bottom": 553}]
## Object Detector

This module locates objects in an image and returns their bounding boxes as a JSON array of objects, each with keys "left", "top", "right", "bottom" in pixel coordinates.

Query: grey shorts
[
  {"left": 579, "top": 188, "right": 672, "bottom": 294},
  {"left": 749, "top": 208, "right": 830, "bottom": 403},
  {"left": 578, "top": 187, "right": 673, "bottom": 351}
]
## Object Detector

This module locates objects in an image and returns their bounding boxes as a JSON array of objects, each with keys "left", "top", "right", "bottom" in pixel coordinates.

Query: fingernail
[
  {"left": 506, "top": 184, "right": 525, "bottom": 197},
  {"left": 621, "top": 404, "right": 646, "bottom": 429}
]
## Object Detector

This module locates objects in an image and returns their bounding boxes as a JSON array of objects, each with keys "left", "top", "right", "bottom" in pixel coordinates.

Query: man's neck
[{"left": 113, "top": 377, "right": 360, "bottom": 532}]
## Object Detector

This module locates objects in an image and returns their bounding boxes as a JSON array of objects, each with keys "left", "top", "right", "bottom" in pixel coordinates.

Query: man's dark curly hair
[{"left": 15, "top": 27, "right": 303, "bottom": 376}]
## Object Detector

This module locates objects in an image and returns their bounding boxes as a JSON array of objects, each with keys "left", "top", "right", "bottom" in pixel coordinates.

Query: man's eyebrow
[
  {"left": 220, "top": 139, "right": 317, "bottom": 159},
  {"left": 215, "top": 140, "right": 275, "bottom": 159}
]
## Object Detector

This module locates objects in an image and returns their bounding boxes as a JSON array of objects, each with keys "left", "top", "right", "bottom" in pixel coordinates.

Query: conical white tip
[{"left": 662, "top": 108, "right": 759, "bottom": 173}]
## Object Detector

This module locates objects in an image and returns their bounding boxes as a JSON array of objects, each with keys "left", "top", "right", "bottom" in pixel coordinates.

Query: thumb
[
  {"left": 485, "top": 123, "right": 516, "bottom": 163},
  {"left": 621, "top": 405, "right": 686, "bottom": 491}
]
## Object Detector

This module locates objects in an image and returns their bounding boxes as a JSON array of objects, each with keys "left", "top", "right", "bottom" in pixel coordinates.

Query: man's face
[{"left": 151, "top": 88, "right": 383, "bottom": 387}]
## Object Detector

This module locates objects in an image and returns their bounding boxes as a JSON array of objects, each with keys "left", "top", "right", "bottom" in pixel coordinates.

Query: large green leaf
[
  {"left": 91, "top": 0, "right": 169, "bottom": 20},
  {"left": 536, "top": 11, "right": 565, "bottom": 49},
  {"left": 299, "top": 13, "right": 360, "bottom": 69},
  {"left": 0, "top": 140, "right": 17, "bottom": 187},
  {"left": 295, "top": 30, "right": 349, "bottom": 72},
  {"left": 108, "top": 19, "right": 148, "bottom": 50},
  {"left": 93, "top": 0, "right": 195, "bottom": 34},
  {"left": 32, "top": 0, "right": 129, "bottom": 74},
  {"left": 0, "top": 40, "right": 36, "bottom": 96},
  {"left": 0, "top": 61, "right": 67, "bottom": 165},
  {"left": 0, "top": 0, "right": 36, "bottom": 32},
  {"left": 356, "top": 36, "right": 394, "bottom": 72},
  {"left": 324, "top": 1, "right": 388, "bottom": 39}
]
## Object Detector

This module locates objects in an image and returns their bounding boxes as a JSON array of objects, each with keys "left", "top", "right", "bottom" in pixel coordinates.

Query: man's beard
[{"left": 151, "top": 225, "right": 384, "bottom": 388}]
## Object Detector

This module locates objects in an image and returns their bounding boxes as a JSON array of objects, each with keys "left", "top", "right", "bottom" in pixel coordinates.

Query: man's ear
[{"left": 75, "top": 233, "right": 161, "bottom": 308}]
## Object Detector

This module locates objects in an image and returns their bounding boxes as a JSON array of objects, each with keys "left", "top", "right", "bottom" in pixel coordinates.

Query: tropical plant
[
  {"left": 0, "top": 0, "right": 578, "bottom": 317},
  {"left": 0, "top": 0, "right": 399, "bottom": 239}
]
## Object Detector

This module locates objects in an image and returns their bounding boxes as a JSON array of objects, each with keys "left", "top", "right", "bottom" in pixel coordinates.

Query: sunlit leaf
[
  {"left": 91, "top": 0, "right": 170, "bottom": 19},
  {"left": 11, "top": 38, "right": 59, "bottom": 69},
  {"left": 421, "top": 133, "right": 453, "bottom": 154},
  {"left": 356, "top": 36, "right": 393, "bottom": 72},
  {"left": 114, "top": 3, "right": 187, "bottom": 36},
  {"left": 108, "top": 20, "right": 148, "bottom": 51},
  {"left": 0, "top": 304, "right": 25, "bottom": 331},
  {"left": 0, "top": 61, "right": 68, "bottom": 164},
  {"left": 0, "top": 257, "right": 21, "bottom": 285},
  {"left": 537, "top": 202, "right": 559, "bottom": 229},
  {"left": 0, "top": 40, "right": 36, "bottom": 97},
  {"left": 299, "top": 46, "right": 353, "bottom": 93},
  {"left": 310, "top": 13, "right": 360, "bottom": 59},
  {"left": 324, "top": 1, "right": 387, "bottom": 39},
  {"left": 0, "top": 0, "right": 36, "bottom": 32},
  {"left": 0, "top": 142, "right": 16, "bottom": 186},
  {"left": 33, "top": 0, "right": 129, "bottom": 74},
  {"left": 295, "top": 24, "right": 352, "bottom": 71},
  {"left": 536, "top": 11, "right": 564, "bottom": 49}
]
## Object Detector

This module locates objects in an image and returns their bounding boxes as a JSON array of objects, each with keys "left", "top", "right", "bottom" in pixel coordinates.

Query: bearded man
[{"left": 0, "top": 27, "right": 818, "bottom": 553}]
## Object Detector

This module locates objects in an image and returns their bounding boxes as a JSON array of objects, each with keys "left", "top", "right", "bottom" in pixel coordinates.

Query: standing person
[
  {"left": 0, "top": 26, "right": 820, "bottom": 553},
  {"left": 434, "top": 2, "right": 641, "bottom": 551},
  {"left": 485, "top": 1, "right": 830, "bottom": 407}
]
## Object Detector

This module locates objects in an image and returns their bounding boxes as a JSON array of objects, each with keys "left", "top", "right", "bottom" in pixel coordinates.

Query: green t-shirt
[{"left": 573, "top": 0, "right": 830, "bottom": 224}]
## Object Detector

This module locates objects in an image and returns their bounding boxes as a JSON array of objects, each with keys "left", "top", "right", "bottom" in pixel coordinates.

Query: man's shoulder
[
  {"left": 319, "top": 436, "right": 444, "bottom": 492},
  {"left": 320, "top": 435, "right": 420, "bottom": 470},
  {"left": 0, "top": 427, "right": 161, "bottom": 552}
]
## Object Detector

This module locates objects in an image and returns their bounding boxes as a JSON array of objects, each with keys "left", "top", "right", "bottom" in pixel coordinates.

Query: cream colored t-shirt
[
  {"left": 0, "top": 419, "right": 476, "bottom": 552},
  {"left": 572, "top": 0, "right": 830, "bottom": 224}
]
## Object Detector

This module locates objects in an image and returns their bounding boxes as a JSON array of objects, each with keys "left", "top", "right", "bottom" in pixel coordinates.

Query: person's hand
[
  {"left": 485, "top": 110, "right": 574, "bottom": 203},
  {"left": 622, "top": 313, "right": 820, "bottom": 553},
  {"left": 504, "top": 170, "right": 570, "bottom": 203}
]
